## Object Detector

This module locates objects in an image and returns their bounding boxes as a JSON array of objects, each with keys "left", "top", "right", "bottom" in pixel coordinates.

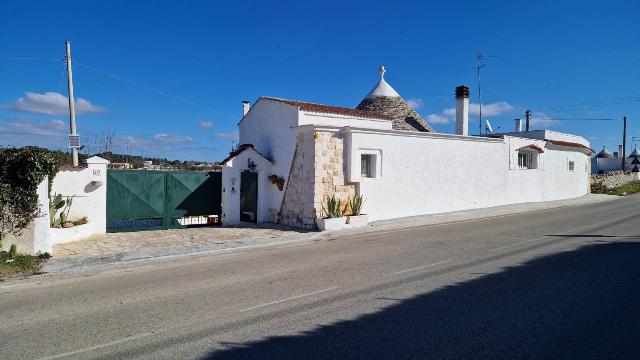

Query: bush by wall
[{"left": 0, "top": 146, "right": 59, "bottom": 245}]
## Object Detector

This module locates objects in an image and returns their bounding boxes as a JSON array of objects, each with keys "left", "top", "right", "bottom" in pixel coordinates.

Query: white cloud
[
  {"left": 0, "top": 118, "right": 68, "bottom": 148},
  {"left": 529, "top": 112, "right": 560, "bottom": 127},
  {"left": 152, "top": 133, "right": 193, "bottom": 143},
  {"left": 468, "top": 102, "right": 514, "bottom": 117},
  {"left": 212, "top": 131, "right": 239, "bottom": 141},
  {"left": 9, "top": 91, "right": 105, "bottom": 115},
  {"left": 430, "top": 101, "right": 515, "bottom": 125},
  {"left": 198, "top": 119, "right": 214, "bottom": 129},
  {"left": 426, "top": 114, "right": 450, "bottom": 124},
  {"left": 406, "top": 98, "right": 424, "bottom": 109}
]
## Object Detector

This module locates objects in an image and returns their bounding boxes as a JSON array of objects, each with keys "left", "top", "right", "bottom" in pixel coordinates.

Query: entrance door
[{"left": 240, "top": 171, "right": 258, "bottom": 222}]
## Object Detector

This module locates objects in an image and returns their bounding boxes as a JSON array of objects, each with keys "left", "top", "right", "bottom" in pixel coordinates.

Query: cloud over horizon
[
  {"left": 9, "top": 91, "right": 105, "bottom": 115},
  {"left": 198, "top": 119, "right": 214, "bottom": 129},
  {"left": 429, "top": 101, "right": 515, "bottom": 124},
  {"left": 212, "top": 131, "right": 239, "bottom": 141}
]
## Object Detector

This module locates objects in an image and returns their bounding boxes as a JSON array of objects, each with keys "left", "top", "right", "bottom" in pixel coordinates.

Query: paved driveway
[{"left": 53, "top": 224, "right": 313, "bottom": 258}]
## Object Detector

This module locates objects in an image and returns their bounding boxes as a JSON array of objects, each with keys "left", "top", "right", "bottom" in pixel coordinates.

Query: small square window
[
  {"left": 361, "top": 154, "right": 376, "bottom": 178},
  {"left": 568, "top": 161, "right": 575, "bottom": 171}
]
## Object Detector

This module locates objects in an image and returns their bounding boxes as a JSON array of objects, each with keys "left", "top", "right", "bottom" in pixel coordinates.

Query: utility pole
[
  {"left": 622, "top": 116, "right": 627, "bottom": 171},
  {"left": 65, "top": 40, "right": 79, "bottom": 167},
  {"left": 525, "top": 110, "right": 532, "bottom": 132}
]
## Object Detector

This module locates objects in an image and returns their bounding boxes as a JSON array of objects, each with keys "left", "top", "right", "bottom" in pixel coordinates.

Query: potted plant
[
  {"left": 316, "top": 195, "right": 348, "bottom": 231},
  {"left": 346, "top": 194, "right": 369, "bottom": 227},
  {"left": 268, "top": 175, "right": 285, "bottom": 191}
]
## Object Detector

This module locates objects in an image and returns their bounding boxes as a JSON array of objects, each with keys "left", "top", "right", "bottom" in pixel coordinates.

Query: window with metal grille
[
  {"left": 517, "top": 150, "right": 538, "bottom": 169},
  {"left": 568, "top": 160, "right": 575, "bottom": 171}
]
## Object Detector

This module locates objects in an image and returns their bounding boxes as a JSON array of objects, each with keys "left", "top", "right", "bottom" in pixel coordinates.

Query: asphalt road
[{"left": 2, "top": 195, "right": 640, "bottom": 360}]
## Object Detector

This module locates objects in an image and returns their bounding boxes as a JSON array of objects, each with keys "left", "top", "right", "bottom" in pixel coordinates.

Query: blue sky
[{"left": 1, "top": 0, "right": 639, "bottom": 161}]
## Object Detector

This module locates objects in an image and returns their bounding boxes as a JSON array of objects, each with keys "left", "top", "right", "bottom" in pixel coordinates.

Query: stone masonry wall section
[
  {"left": 280, "top": 131, "right": 316, "bottom": 228},
  {"left": 280, "top": 129, "right": 356, "bottom": 229},
  {"left": 313, "top": 130, "right": 356, "bottom": 219}
]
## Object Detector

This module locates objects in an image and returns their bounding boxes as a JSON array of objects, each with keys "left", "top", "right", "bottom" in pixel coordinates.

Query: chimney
[
  {"left": 242, "top": 101, "right": 250, "bottom": 116},
  {"left": 515, "top": 119, "right": 523, "bottom": 133},
  {"left": 618, "top": 145, "right": 624, "bottom": 158},
  {"left": 455, "top": 85, "right": 470, "bottom": 136}
]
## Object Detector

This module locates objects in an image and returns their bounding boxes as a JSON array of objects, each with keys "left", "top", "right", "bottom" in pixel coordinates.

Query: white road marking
[
  {"left": 393, "top": 259, "right": 452, "bottom": 275},
  {"left": 239, "top": 287, "right": 339, "bottom": 312},
  {"left": 38, "top": 331, "right": 158, "bottom": 360}
]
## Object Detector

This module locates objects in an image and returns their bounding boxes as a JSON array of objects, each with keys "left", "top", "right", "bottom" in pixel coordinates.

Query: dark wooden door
[{"left": 240, "top": 171, "right": 258, "bottom": 223}]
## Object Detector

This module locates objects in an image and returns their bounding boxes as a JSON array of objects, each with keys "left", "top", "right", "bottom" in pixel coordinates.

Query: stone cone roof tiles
[
  {"left": 631, "top": 157, "right": 640, "bottom": 165},
  {"left": 596, "top": 146, "right": 614, "bottom": 158},
  {"left": 356, "top": 66, "right": 433, "bottom": 132},
  {"left": 628, "top": 146, "right": 640, "bottom": 158}
]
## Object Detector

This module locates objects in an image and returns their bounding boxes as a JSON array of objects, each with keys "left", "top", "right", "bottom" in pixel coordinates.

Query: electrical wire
[{"left": 73, "top": 60, "right": 227, "bottom": 117}]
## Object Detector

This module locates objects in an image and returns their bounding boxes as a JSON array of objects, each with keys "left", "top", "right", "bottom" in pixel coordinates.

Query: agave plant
[
  {"left": 49, "top": 193, "right": 66, "bottom": 227},
  {"left": 322, "top": 195, "right": 344, "bottom": 218},
  {"left": 348, "top": 194, "right": 365, "bottom": 216}
]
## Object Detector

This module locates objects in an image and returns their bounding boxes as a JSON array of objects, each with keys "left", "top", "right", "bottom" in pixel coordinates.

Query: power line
[
  {"left": 73, "top": 60, "right": 228, "bottom": 117},
  {"left": 0, "top": 57, "right": 61, "bottom": 63},
  {"left": 542, "top": 96, "right": 640, "bottom": 114}
]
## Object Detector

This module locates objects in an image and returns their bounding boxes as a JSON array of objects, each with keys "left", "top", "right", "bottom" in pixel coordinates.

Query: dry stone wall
[{"left": 591, "top": 171, "right": 637, "bottom": 189}]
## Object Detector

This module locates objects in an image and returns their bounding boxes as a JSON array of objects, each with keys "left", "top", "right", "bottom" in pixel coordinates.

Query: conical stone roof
[
  {"left": 356, "top": 66, "right": 433, "bottom": 132},
  {"left": 628, "top": 146, "right": 640, "bottom": 158},
  {"left": 595, "top": 146, "right": 614, "bottom": 158}
]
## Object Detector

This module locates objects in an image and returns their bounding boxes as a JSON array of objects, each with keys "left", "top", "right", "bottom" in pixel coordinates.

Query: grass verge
[
  {"left": 0, "top": 251, "right": 48, "bottom": 278},
  {"left": 591, "top": 181, "right": 640, "bottom": 196}
]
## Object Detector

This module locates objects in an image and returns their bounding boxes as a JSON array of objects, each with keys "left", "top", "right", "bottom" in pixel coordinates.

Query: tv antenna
[{"left": 475, "top": 53, "right": 496, "bottom": 135}]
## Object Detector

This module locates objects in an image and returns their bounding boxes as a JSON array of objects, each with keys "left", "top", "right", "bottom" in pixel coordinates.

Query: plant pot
[
  {"left": 346, "top": 214, "right": 369, "bottom": 228},
  {"left": 316, "top": 217, "right": 348, "bottom": 231}
]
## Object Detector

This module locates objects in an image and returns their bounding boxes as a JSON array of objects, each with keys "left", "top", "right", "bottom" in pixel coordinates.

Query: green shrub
[
  {"left": 348, "top": 195, "right": 365, "bottom": 216},
  {"left": 322, "top": 195, "right": 345, "bottom": 218},
  {"left": 0, "top": 146, "right": 59, "bottom": 242}
]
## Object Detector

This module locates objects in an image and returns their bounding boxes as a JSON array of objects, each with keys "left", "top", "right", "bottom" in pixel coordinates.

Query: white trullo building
[{"left": 220, "top": 67, "right": 592, "bottom": 228}]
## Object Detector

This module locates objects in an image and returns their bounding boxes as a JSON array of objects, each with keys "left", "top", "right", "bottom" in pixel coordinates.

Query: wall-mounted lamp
[{"left": 248, "top": 159, "right": 257, "bottom": 171}]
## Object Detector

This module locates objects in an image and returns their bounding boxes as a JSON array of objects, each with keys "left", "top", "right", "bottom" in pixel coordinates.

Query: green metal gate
[{"left": 107, "top": 170, "right": 222, "bottom": 232}]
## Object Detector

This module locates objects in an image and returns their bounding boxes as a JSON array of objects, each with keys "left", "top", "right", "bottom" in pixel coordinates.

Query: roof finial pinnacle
[{"left": 379, "top": 66, "right": 386, "bottom": 80}]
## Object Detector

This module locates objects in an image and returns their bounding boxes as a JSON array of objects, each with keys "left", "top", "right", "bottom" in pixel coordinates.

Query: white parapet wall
[
  {"left": 1, "top": 177, "right": 51, "bottom": 255},
  {"left": 49, "top": 156, "right": 109, "bottom": 246},
  {"left": 338, "top": 127, "right": 591, "bottom": 222}
]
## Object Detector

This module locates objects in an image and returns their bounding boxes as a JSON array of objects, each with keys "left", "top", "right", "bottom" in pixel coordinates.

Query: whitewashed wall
[
  {"left": 50, "top": 156, "right": 109, "bottom": 244},
  {"left": 342, "top": 128, "right": 590, "bottom": 222},
  {"left": 2, "top": 177, "right": 50, "bottom": 255},
  {"left": 239, "top": 100, "right": 299, "bottom": 219},
  {"left": 221, "top": 149, "right": 274, "bottom": 224}
]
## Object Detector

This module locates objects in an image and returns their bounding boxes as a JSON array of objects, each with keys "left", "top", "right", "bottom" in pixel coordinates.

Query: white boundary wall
[
  {"left": 342, "top": 127, "right": 590, "bottom": 222},
  {"left": 49, "top": 156, "right": 109, "bottom": 246}
]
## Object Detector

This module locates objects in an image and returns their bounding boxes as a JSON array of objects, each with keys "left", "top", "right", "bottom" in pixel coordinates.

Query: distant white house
[{"left": 220, "top": 67, "right": 593, "bottom": 229}]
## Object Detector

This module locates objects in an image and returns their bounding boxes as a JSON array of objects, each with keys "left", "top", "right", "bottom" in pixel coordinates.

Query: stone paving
[{"left": 53, "top": 224, "right": 314, "bottom": 258}]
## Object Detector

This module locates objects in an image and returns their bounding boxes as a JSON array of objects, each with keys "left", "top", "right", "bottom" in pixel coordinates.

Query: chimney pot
[
  {"left": 455, "top": 85, "right": 470, "bottom": 136},
  {"left": 515, "top": 119, "right": 523, "bottom": 133},
  {"left": 242, "top": 101, "right": 250, "bottom": 116},
  {"left": 618, "top": 145, "right": 624, "bottom": 158}
]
